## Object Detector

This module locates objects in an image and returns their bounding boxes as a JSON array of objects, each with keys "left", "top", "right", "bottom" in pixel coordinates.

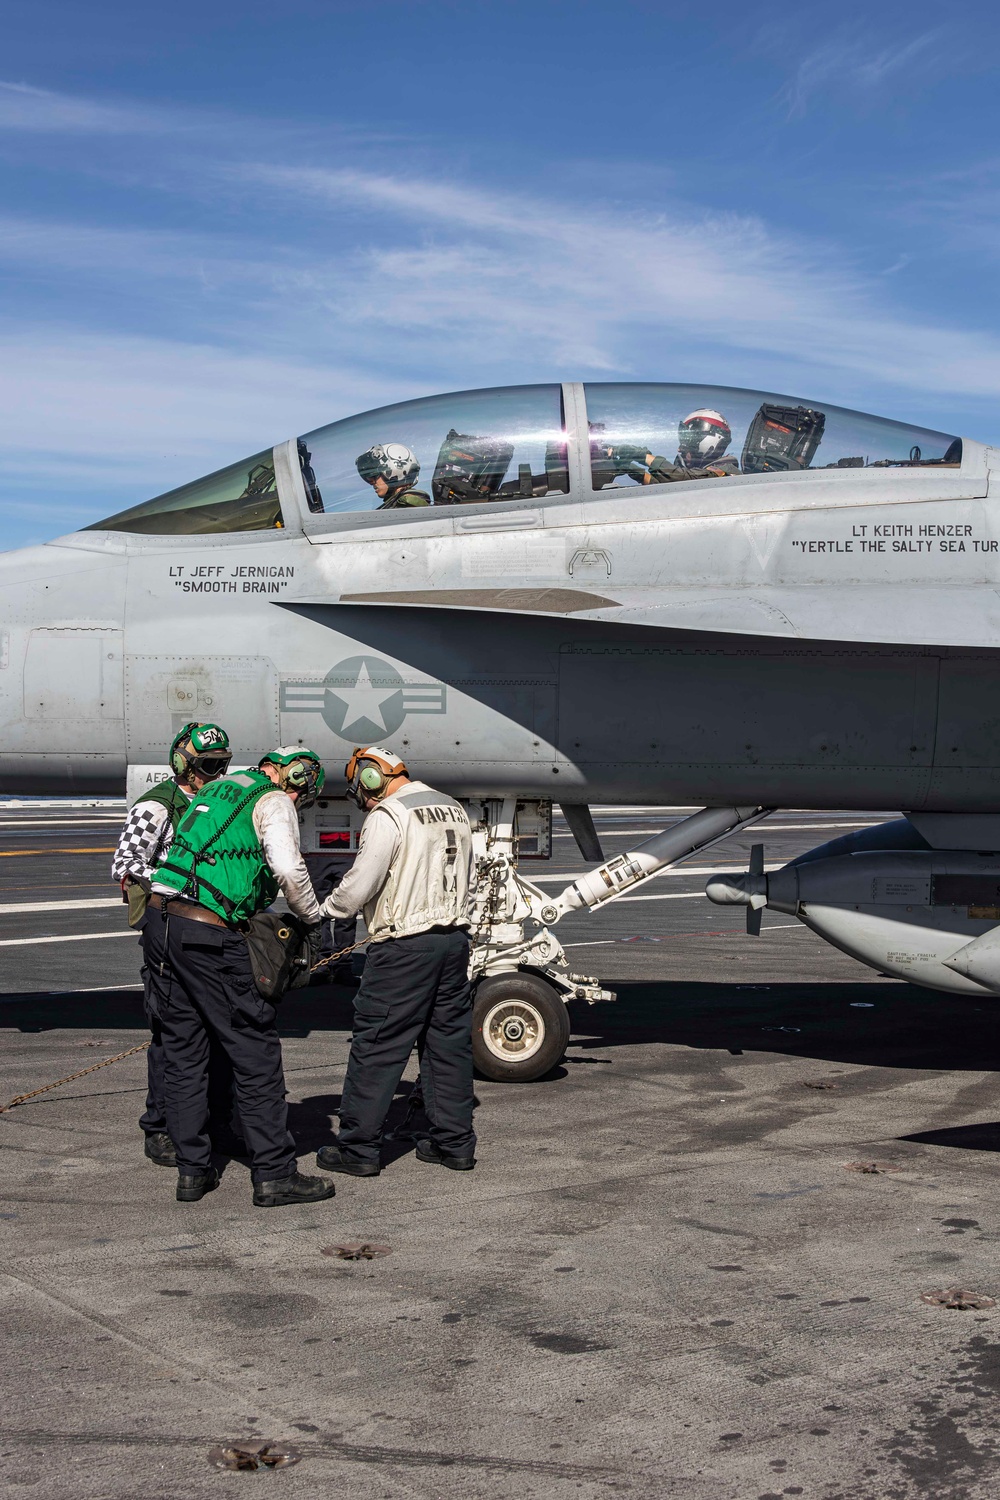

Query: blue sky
[{"left": 1, "top": 0, "right": 999, "bottom": 547}]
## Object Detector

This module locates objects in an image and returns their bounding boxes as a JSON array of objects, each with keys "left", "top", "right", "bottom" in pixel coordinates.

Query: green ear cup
[{"left": 258, "top": 746, "right": 326, "bottom": 806}]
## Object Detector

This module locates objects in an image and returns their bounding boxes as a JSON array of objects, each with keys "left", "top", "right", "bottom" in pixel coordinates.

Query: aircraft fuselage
[{"left": 1, "top": 454, "right": 998, "bottom": 806}]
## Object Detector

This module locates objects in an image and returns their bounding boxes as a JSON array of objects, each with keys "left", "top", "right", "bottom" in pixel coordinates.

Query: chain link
[
  {"left": 305, "top": 937, "right": 369, "bottom": 975},
  {"left": 471, "top": 855, "right": 504, "bottom": 952},
  {"left": 0, "top": 1042, "right": 153, "bottom": 1114},
  {"left": 0, "top": 939, "right": 371, "bottom": 1115}
]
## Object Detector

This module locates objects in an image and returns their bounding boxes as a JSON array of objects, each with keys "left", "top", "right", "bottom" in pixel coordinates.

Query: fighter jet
[{"left": 2, "top": 379, "right": 998, "bottom": 1079}]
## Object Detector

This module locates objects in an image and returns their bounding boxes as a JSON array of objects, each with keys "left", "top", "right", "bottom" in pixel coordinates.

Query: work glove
[{"left": 304, "top": 922, "right": 324, "bottom": 971}]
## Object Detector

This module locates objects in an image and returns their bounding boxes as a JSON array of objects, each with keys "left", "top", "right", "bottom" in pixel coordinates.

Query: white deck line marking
[
  {"left": 0, "top": 930, "right": 135, "bottom": 948},
  {"left": 562, "top": 924, "right": 803, "bottom": 946},
  {"left": 0, "top": 799, "right": 125, "bottom": 809},
  {"left": 0, "top": 818, "right": 124, "bottom": 827},
  {"left": 530, "top": 864, "right": 784, "bottom": 883},
  {"left": 613, "top": 892, "right": 703, "bottom": 903},
  {"left": 0, "top": 898, "right": 121, "bottom": 915},
  {"left": 729, "top": 822, "right": 882, "bottom": 832},
  {"left": 557, "top": 822, "right": 882, "bottom": 838}
]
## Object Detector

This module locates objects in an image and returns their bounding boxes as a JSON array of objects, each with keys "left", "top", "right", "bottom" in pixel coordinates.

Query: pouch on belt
[
  {"left": 244, "top": 911, "right": 312, "bottom": 1002},
  {"left": 125, "top": 879, "right": 150, "bottom": 929}
]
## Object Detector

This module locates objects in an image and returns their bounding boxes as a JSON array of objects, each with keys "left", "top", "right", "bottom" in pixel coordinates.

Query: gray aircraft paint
[{"left": 0, "top": 386, "right": 994, "bottom": 806}]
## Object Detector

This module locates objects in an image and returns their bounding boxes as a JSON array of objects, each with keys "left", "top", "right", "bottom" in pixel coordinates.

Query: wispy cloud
[
  {"left": 0, "top": 331, "right": 405, "bottom": 509},
  {"left": 253, "top": 162, "right": 1000, "bottom": 404},
  {"left": 778, "top": 28, "right": 946, "bottom": 118},
  {"left": 0, "top": 80, "right": 167, "bottom": 135}
]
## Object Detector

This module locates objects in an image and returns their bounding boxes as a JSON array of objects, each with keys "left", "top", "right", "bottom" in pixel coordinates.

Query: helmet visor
[
  {"left": 678, "top": 418, "right": 730, "bottom": 458},
  {"left": 355, "top": 449, "right": 381, "bottom": 483}
]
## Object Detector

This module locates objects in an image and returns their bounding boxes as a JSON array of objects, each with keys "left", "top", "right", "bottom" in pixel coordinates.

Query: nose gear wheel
[
  {"left": 482, "top": 1000, "right": 545, "bottom": 1062},
  {"left": 472, "top": 971, "right": 571, "bottom": 1082}
]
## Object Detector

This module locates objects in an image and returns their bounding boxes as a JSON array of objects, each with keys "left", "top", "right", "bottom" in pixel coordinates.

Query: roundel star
[{"left": 325, "top": 659, "right": 405, "bottom": 740}]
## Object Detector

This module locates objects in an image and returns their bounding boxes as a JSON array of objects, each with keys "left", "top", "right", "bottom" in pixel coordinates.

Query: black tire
[{"left": 472, "top": 972, "right": 571, "bottom": 1082}]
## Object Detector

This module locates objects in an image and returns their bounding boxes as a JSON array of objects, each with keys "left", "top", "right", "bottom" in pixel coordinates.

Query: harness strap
[{"left": 162, "top": 781, "right": 272, "bottom": 917}]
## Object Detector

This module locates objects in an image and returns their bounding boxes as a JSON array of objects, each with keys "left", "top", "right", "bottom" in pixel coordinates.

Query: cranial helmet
[
  {"left": 169, "top": 722, "right": 232, "bottom": 782},
  {"left": 677, "top": 409, "right": 732, "bottom": 467},
  {"left": 345, "top": 746, "right": 409, "bottom": 808},
  {"left": 258, "top": 747, "right": 326, "bottom": 808},
  {"left": 355, "top": 443, "right": 420, "bottom": 491}
]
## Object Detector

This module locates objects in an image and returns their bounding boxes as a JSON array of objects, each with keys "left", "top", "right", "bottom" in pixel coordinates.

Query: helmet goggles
[
  {"left": 170, "top": 722, "right": 232, "bottom": 782},
  {"left": 355, "top": 443, "right": 420, "bottom": 491}
]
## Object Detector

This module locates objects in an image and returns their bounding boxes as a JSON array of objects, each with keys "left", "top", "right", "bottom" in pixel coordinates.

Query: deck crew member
[
  {"left": 112, "top": 721, "right": 233, "bottom": 1168},
  {"left": 315, "top": 746, "right": 477, "bottom": 1177},
  {"left": 142, "top": 748, "right": 336, "bottom": 1207}
]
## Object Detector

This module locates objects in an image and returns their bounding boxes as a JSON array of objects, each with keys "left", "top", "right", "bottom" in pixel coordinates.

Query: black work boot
[
  {"left": 144, "top": 1131, "right": 177, "bottom": 1168},
  {"left": 176, "top": 1167, "right": 219, "bottom": 1202},
  {"left": 415, "top": 1138, "right": 476, "bottom": 1172},
  {"left": 315, "top": 1144, "right": 380, "bottom": 1177},
  {"left": 252, "top": 1171, "right": 336, "bottom": 1208}
]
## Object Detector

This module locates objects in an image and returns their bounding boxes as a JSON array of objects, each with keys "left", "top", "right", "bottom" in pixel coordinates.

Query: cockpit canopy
[
  {"left": 87, "top": 382, "right": 963, "bottom": 535},
  {"left": 299, "top": 384, "right": 569, "bottom": 516},
  {"left": 584, "top": 383, "right": 960, "bottom": 490}
]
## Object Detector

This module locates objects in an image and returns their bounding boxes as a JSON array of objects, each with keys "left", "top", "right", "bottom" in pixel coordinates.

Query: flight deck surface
[{"left": 2, "top": 804, "right": 1000, "bottom": 1498}]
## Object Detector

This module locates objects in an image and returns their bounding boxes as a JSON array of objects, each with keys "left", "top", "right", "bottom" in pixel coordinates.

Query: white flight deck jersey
[{"left": 363, "top": 782, "right": 473, "bottom": 943}]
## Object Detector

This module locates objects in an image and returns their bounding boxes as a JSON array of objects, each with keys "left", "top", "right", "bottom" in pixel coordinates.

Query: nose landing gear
[{"left": 467, "top": 799, "right": 772, "bottom": 1083}]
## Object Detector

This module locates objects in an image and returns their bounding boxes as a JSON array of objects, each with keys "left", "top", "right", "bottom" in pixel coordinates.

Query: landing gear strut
[{"left": 466, "top": 799, "right": 773, "bottom": 1082}]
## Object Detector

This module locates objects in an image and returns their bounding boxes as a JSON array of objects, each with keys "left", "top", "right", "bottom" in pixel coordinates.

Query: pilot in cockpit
[
  {"left": 592, "top": 408, "right": 739, "bottom": 488},
  {"left": 672, "top": 409, "right": 740, "bottom": 476},
  {"left": 356, "top": 443, "right": 430, "bottom": 509}
]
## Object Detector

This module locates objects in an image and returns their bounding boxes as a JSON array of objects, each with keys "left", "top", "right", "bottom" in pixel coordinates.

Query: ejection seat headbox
[
  {"left": 432, "top": 429, "right": 516, "bottom": 504},
  {"left": 741, "top": 404, "right": 826, "bottom": 474}
]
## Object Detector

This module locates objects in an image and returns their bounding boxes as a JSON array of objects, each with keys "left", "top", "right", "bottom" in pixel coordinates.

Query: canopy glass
[
  {"left": 584, "top": 383, "right": 961, "bottom": 489},
  {"left": 86, "top": 450, "right": 282, "bottom": 535},
  {"left": 85, "top": 383, "right": 963, "bottom": 534},
  {"left": 298, "top": 384, "right": 568, "bottom": 515}
]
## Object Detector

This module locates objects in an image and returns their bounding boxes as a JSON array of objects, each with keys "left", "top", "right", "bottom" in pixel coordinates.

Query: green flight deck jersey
[
  {"left": 155, "top": 770, "right": 279, "bottom": 925},
  {"left": 135, "top": 777, "right": 192, "bottom": 833},
  {"left": 379, "top": 487, "right": 430, "bottom": 509}
]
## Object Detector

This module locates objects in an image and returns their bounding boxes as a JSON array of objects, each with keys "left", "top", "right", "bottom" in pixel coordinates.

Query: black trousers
[
  {"left": 138, "top": 972, "right": 242, "bottom": 1134},
  {"left": 338, "top": 928, "right": 475, "bottom": 1163},
  {"left": 139, "top": 1011, "right": 239, "bottom": 1142},
  {"left": 138, "top": 1017, "right": 168, "bottom": 1135},
  {"left": 140, "top": 905, "right": 296, "bottom": 1184},
  {"left": 306, "top": 857, "right": 357, "bottom": 965}
]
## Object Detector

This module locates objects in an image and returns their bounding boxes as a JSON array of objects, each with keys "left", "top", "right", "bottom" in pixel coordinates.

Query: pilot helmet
[
  {"left": 678, "top": 409, "right": 732, "bottom": 467},
  {"left": 258, "top": 747, "right": 326, "bottom": 808},
  {"left": 356, "top": 443, "right": 420, "bottom": 493},
  {"left": 169, "top": 722, "right": 232, "bottom": 782}
]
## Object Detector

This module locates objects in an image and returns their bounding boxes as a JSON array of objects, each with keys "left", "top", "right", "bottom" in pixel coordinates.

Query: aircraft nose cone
[{"left": 705, "top": 873, "right": 752, "bottom": 906}]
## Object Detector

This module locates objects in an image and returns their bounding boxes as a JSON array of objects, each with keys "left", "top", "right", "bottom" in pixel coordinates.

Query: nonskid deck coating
[{"left": 3, "top": 804, "right": 1000, "bottom": 1499}]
